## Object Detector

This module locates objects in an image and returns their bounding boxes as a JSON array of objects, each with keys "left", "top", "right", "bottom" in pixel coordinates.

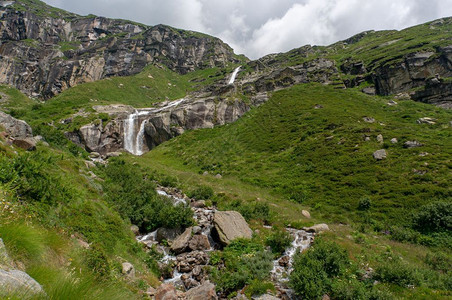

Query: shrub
[
  {"left": 425, "top": 252, "right": 451, "bottom": 273},
  {"left": 358, "top": 196, "right": 372, "bottom": 211},
  {"left": 187, "top": 185, "right": 214, "bottom": 200},
  {"left": 413, "top": 201, "right": 452, "bottom": 233},
  {"left": 374, "top": 259, "right": 423, "bottom": 287},
  {"left": 102, "top": 158, "right": 193, "bottom": 232},
  {"left": 245, "top": 280, "right": 275, "bottom": 298},
  {"left": 85, "top": 244, "right": 111, "bottom": 278},
  {"left": 290, "top": 238, "right": 349, "bottom": 298},
  {"left": 265, "top": 229, "right": 292, "bottom": 256}
]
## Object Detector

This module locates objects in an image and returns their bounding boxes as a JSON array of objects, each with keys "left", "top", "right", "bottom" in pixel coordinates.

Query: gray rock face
[
  {"left": 0, "top": 111, "right": 33, "bottom": 139},
  {"left": 373, "top": 149, "right": 387, "bottom": 160},
  {"left": 214, "top": 211, "right": 253, "bottom": 245},
  {"left": 412, "top": 81, "right": 452, "bottom": 109},
  {"left": 188, "top": 235, "right": 211, "bottom": 252},
  {"left": 0, "top": 269, "right": 44, "bottom": 294},
  {"left": 185, "top": 281, "right": 217, "bottom": 300},
  {"left": 0, "top": 3, "right": 240, "bottom": 99}
]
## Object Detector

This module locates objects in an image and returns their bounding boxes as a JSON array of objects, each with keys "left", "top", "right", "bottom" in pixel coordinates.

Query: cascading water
[
  {"left": 123, "top": 98, "right": 186, "bottom": 156},
  {"left": 228, "top": 66, "right": 241, "bottom": 85}
]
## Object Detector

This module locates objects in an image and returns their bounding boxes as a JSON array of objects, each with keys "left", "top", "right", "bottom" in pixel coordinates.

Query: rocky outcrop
[
  {"left": 213, "top": 211, "right": 253, "bottom": 245},
  {"left": 373, "top": 47, "right": 452, "bottom": 97},
  {"left": 0, "top": 111, "right": 33, "bottom": 139},
  {"left": 0, "top": 2, "right": 240, "bottom": 99},
  {"left": 171, "top": 227, "right": 192, "bottom": 254},
  {"left": 411, "top": 80, "right": 452, "bottom": 109}
]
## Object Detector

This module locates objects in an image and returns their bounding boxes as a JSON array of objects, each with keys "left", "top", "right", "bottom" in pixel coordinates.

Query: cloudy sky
[{"left": 43, "top": 0, "right": 452, "bottom": 59}]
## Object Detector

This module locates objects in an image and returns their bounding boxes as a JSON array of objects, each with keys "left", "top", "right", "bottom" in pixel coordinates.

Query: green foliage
[
  {"left": 290, "top": 238, "right": 349, "bottom": 298},
  {"left": 265, "top": 229, "right": 292, "bottom": 256},
  {"left": 358, "top": 196, "right": 372, "bottom": 211},
  {"left": 209, "top": 239, "right": 273, "bottom": 296},
  {"left": 374, "top": 259, "right": 423, "bottom": 287},
  {"left": 244, "top": 280, "right": 275, "bottom": 298},
  {"left": 187, "top": 185, "right": 214, "bottom": 200},
  {"left": 0, "top": 223, "right": 45, "bottom": 262},
  {"left": 221, "top": 199, "right": 271, "bottom": 222},
  {"left": 102, "top": 158, "right": 193, "bottom": 231},
  {"left": 85, "top": 244, "right": 111, "bottom": 278},
  {"left": 412, "top": 201, "right": 452, "bottom": 233},
  {"left": 425, "top": 252, "right": 451, "bottom": 273}
]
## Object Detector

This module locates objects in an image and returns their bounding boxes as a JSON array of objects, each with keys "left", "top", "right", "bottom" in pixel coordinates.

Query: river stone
[
  {"left": 156, "top": 227, "right": 184, "bottom": 243},
  {"left": 214, "top": 211, "right": 253, "bottom": 245},
  {"left": 0, "top": 269, "right": 44, "bottom": 294},
  {"left": 185, "top": 281, "right": 217, "bottom": 300},
  {"left": 373, "top": 149, "right": 387, "bottom": 160},
  {"left": 155, "top": 283, "right": 178, "bottom": 300},
  {"left": 303, "top": 224, "right": 330, "bottom": 233},
  {"left": 188, "top": 235, "right": 211, "bottom": 251},
  {"left": 171, "top": 227, "right": 192, "bottom": 254}
]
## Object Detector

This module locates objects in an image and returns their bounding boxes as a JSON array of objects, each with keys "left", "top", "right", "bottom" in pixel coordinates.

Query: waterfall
[
  {"left": 228, "top": 66, "right": 241, "bottom": 85},
  {"left": 123, "top": 98, "right": 187, "bottom": 156}
]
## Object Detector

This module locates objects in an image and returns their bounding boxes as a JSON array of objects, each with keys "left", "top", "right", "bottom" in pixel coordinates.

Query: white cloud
[{"left": 43, "top": 0, "right": 452, "bottom": 59}]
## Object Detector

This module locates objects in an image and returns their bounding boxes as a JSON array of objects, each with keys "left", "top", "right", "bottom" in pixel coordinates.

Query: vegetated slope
[
  {"left": 0, "top": 0, "right": 244, "bottom": 99},
  {"left": 142, "top": 83, "right": 451, "bottom": 233}
]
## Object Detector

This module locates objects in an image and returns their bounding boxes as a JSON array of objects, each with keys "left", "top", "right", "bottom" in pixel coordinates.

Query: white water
[
  {"left": 228, "top": 66, "right": 241, "bottom": 85},
  {"left": 123, "top": 98, "right": 186, "bottom": 155},
  {"left": 271, "top": 228, "right": 313, "bottom": 283}
]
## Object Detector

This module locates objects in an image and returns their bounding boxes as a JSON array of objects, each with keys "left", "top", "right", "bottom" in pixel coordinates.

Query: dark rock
[
  {"left": 278, "top": 256, "right": 290, "bottom": 267},
  {"left": 156, "top": 227, "right": 184, "bottom": 243},
  {"left": 12, "top": 137, "right": 36, "bottom": 151}
]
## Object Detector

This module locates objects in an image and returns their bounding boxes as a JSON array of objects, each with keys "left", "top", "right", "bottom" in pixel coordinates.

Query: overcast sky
[{"left": 43, "top": 0, "right": 452, "bottom": 59}]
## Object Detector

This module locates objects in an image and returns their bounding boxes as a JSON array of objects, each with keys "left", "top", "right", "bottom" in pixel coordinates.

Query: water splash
[{"left": 228, "top": 66, "right": 241, "bottom": 85}]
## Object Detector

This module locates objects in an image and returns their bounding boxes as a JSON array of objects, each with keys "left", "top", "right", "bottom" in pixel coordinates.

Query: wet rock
[
  {"left": 185, "top": 281, "right": 217, "bottom": 300},
  {"left": 301, "top": 210, "right": 311, "bottom": 219},
  {"left": 404, "top": 141, "right": 423, "bottom": 148},
  {"left": 278, "top": 256, "right": 290, "bottom": 267},
  {"left": 188, "top": 235, "right": 211, "bottom": 251},
  {"left": 171, "top": 227, "right": 192, "bottom": 254},
  {"left": 157, "top": 227, "right": 184, "bottom": 243},
  {"left": 176, "top": 251, "right": 209, "bottom": 273},
  {"left": 0, "top": 269, "right": 44, "bottom": 295},
  {"left": 121, "top": 262, "right": 135, "bottom": 279},
  {"left": 373, "top": 149, "right": 387, "bottom": 160},
  {"left": 155, "top": 283, "right": 178, "bottom": 300},
  {"left": 303, "top": 224, "right": 330, "bottom": 233}
]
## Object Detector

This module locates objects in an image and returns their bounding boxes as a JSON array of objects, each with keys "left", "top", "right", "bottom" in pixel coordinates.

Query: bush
[
  {"left": 210, "top": 239, "right": 273, "bottom": 296},
  {"left": 358, "top": 196, "right": 372, "bottom": 211},
  {"left": 265, "top": 229, "right": 292, "bottom": 256},
  {"left": 290, "top": 238, "right": 349, "bottom": 298},
  {"left": 187, "top": 185, "right": 214, "bottom": 200},
  {"left": 85, "top": 244, "right": 111, "bottom": 278},
  {"left": 245, "top": 280, "right": 275, "bottom": 298},
  {"left": 374, "top": 259, "right": 423, "bottom": 287},
  {"left": 425, "top": 252, "right": 451, "bottom": 273},
  {"left": 102, "top": 158, "right": 193, "bottom": 232},
  {"left": 413, "top": 201, "right": 452, "bottom": 233}
]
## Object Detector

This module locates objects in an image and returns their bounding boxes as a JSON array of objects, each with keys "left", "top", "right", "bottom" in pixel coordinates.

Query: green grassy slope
[{"left": 137, "top": 83, "right": 451, "bottom": 230}]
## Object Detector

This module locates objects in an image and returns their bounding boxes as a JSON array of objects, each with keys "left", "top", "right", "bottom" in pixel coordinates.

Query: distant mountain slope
[{"left": 0, "top": 0, "right": 243, "bottom": 99}]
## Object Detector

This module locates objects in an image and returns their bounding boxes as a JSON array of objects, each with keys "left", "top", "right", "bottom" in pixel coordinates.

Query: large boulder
[
  {"left": 214, "top": 211, "right": 253, "bottom": 245},
  {"left": 155, "top": 283, "right": 178, "bottom": 300},
  {"left": 170, "top": 227, "right": 192, "bottom": 254},
  {"left": 188, "top": 234, "right": 211, "bottom": 251},
  {"left": 0, "top": 111, "right": 33, "bottom": 139},
  {"left": 303, "top": 224, "right": 330, "bottom": 233},
  {"left": 185, "top": 281, "right": 217, "bottom": 300},
  {"left": 156, "top": 227, "right": 184, "bottom": 243},
  {"left": 12, "top": 137, "right": 36, "bottom": 151},
  {"left": 0, "top": 269, "right": 44, "bottom": 295}
]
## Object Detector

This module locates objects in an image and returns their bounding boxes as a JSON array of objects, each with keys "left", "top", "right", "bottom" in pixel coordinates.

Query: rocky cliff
[{"left": 0, "top": 0, "right": 240, "bottom": 99}]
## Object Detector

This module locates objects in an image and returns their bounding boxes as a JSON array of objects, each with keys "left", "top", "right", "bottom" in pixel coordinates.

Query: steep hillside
[{"left": 0, "top": 0, "right": 244, "bottom": 99}]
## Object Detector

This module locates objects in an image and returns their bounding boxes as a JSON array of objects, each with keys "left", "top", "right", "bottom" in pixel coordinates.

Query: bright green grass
[{"left": 137, "top": 83, "right": 452, "bottom": 226}]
